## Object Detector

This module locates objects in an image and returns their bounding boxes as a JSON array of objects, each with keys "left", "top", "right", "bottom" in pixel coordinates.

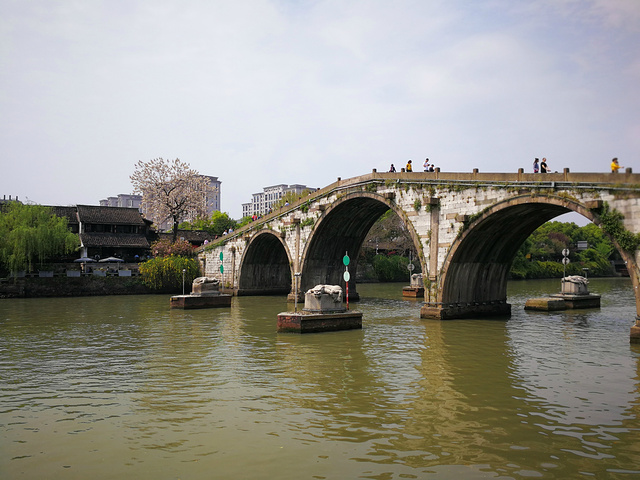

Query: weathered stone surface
[
  {"left": 304, "top": 285, "right": 344, "bottom": 312},
  {"left": 192, "top": 282, "right": 220, "bottom": 295},
  {"left": 524, "top": 298, "right": 567, "bottom": 311},
  {"left": 561, "top": 276, "right": 589, "bottom": 294},
  {"left": 402, "top": 286, "right": 424, "bottom": 297},
  {"left": 421, "top": 302, "right": 511, "bottom": 319},
  {"left": 170, "top": 294, "right": 231, "bottom": 309},
  {"left": 550, "top": 293, "right": 601, "bottom": 309},
  {"left": 277, "top": 311, "right": 362, "bottom": 333},
  {"left": 631, "top": 324, "right": 640, "bottom": 344}
]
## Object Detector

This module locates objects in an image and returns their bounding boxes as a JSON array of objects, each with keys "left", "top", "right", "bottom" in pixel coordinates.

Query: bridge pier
[
  {"left": 421, "top": 301, "right": 511, "bottom": 320},
  {"left": 631, "top": 317, "right": 640, "bottom": 344}
]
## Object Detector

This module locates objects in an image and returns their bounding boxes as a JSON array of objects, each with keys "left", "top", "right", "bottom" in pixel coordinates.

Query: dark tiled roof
[
  {"left": 50, "top": 206, "right": 79, "bottom": 225},
  {"left": 77, "top": 205, "right": 146, "bottom": 225},
  {"left": 80, "top": 233, "right": 150, "bottom": 248}
]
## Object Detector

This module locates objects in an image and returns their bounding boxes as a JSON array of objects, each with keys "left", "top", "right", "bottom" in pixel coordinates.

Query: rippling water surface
[{"left": 1, "top": 278, "right": 640, "bottom": 479}]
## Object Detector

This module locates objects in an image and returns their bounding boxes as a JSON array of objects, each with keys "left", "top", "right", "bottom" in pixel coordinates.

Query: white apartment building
[
  {"left": 100, "top": 194, "right": 143, "bottom": 210},
  {"left": 242, "top": 184, "right": 315, "bottom": 218}
]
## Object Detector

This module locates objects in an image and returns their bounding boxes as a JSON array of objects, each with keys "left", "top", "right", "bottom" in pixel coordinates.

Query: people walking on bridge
[
  {"left": 540, "top": 158, "right": 548, "bottom": 173},
  {"left": 406, "top": 160, "right": 413, "bottom": 172},
  {"left": 533, "top": 158, "right": 539, "bottom": 173},
  {"left": 611, "top": 157, "right": 624, "bottom": 173},
  {"left": 389, "top": 163, "right": 396, "bottom": 172}
]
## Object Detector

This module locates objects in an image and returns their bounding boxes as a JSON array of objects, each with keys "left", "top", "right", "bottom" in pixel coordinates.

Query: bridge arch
[
  {"left": 237, "top": 230, "right": 292, "bottom": 296},
  {"left": 299, "top": 191, "right": 424, "bottom": 296},
  {"left": 427, "top": 194, "right": 638, "bottom": 319}
]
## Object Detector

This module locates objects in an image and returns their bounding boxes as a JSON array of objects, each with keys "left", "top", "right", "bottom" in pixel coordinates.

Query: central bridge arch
[{"left": 299, "top": 192, "right": 423, "bottom": 297}]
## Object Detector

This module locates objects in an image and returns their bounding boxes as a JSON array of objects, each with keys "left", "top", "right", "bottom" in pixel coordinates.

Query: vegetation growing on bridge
[{"left": 593, "top": 202, "right": 640, "bottom": 253}]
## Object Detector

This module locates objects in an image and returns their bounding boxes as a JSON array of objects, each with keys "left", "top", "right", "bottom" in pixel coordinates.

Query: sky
[{"left": 1, "top": 0, "right": 639, "bottom": 220}]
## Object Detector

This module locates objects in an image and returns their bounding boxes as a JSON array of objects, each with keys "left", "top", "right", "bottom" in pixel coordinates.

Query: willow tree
[
  {"left": 0, "top": 203, "right": 79, "bottom": 274},
  {"left": 130, "top": 158, "right": 214, "bottom": 242}
]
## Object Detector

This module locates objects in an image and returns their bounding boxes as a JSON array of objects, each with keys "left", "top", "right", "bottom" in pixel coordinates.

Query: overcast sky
[{"left": 1, "top": 0, "right": 639, "bottom": 219}]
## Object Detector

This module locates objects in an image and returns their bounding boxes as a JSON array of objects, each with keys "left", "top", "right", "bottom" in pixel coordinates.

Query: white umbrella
[
  {"left": 99, "top": 257, "right": 124, "bottom": 263},
  {"left": 74, "top": 257, "right": 96, "bottom": 262}
]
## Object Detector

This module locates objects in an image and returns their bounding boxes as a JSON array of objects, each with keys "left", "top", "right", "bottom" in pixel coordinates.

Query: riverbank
[{"left": 0, "top": 276, "right": 155, "bottom": 298}]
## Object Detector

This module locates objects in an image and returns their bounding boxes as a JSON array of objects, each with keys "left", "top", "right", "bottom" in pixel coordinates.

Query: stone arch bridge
[{"left": 200, "top": 170, "right": 640, "bottom": 341}]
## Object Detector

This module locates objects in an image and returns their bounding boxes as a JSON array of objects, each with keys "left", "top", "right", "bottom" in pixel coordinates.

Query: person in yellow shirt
[
  {"left": 406, "top": 160, "right": 413, "bottom": 172},
  {"left": 611, "top": 157, "right": 623, "bottom": 172}
]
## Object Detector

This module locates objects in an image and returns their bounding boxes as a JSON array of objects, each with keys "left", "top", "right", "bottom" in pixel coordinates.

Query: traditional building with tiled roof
[{"left": 74, "top": 205, "right": 154, "bottom": 261}]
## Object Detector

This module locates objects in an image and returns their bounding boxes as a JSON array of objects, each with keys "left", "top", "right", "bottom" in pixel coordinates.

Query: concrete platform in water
[
  {"left": 278, "top": 284, "right": 362, "bottom": 333},
  {"left": 525, "top": 276, "right": 601, "bottom": 312},
  {"left": 170, "top": 293, "right": 232, "bottom": 309},
  {"left": 170, "top": 277, "right": 231, "bottom": 309},
  {"left": 402, "top": 286, "right": 424, "bottom": 297},
  {"left": 550, "top": 293, "right": 601, "bottom": 309},
  {"left": 277, "top": 310, "right": 362, "bottom": 333},
  {"left": 524, "top": 294, "right": 601, "bottom": 312}
]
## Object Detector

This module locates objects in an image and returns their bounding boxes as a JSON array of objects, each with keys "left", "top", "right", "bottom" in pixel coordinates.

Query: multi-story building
[
  {"left": 180, "top": 175, "right": 221, "bottom": 224},
  {"left": 242, "top": 184, "right": 315, "bottom": 218},
  {"left": 99, "top": 194, "right": 142, "bottom": 210}
]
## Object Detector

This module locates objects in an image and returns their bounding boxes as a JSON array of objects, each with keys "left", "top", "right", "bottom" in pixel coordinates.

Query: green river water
[{"left": 1, "top": 278, "right": 639, "bottom": 479}]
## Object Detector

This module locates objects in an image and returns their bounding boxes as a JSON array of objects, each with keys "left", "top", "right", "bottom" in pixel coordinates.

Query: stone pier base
[
  {"left": 549, "top": 293, "right": 601, "bottom": 309},
  {"left": 524, "top": 297, "right": 567, "bottom": 311},
  {"left": 170, "top": 294, "right": 232, "bottom": 309},
  {"left": 402, "top": 286, "right": 424, "bottom": 298},
  {"left": 420, "top": 302, "right": 511, "bottom": 320},
  {"left": 277, "top": 310, "right": 363, "bottom": 333}
]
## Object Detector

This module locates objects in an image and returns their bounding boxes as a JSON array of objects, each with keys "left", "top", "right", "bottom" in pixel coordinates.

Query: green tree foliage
[
  {"left": 139, "top": 256, "right": 201, "bottom": 291},
  {"left": 373, "top": 254, "right": 410, "bottom": 282},
  {"left": 509, "top": 220, "right": 617, "bottom": 279},
  {"left": 0, "top": 203, "right": 78, "bottom": 273},
  {"left": 179, "top": 211, "right": 238, "bottom": 237},
  {"left": 139, "top": 238, "right": 201, "bottom": 290}
]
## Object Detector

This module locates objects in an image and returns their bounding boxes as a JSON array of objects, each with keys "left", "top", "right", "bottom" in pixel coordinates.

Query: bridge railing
[{"left": 201, "top": 169, "right": 640, "bottom": 252}]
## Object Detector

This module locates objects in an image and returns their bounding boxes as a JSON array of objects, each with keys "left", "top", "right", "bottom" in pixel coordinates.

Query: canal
[{"left": 1, "top": 278, "right": 639, "bottom": 479}]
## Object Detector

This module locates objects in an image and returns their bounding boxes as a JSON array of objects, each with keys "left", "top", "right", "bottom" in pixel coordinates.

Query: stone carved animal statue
[
  {"left": 306, "top": 284, "right": 343, "bottom": 303},
  {"left": 193, "top": 277, "right": 220, "bottom": 285},
  {"left": 563, "top": 275, "right": 589, "bottom": 285}
]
